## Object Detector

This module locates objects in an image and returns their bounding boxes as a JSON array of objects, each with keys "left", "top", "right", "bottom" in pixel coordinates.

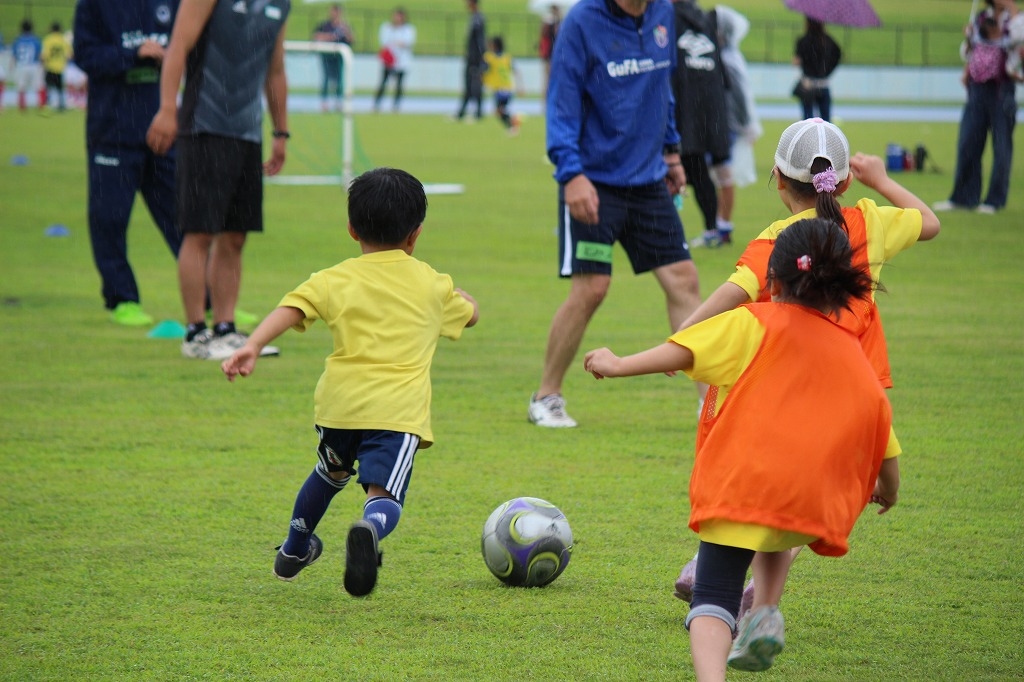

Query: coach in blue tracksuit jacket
[
  {"left": 527, "top": 0, "right": 702, "bottom": 429},
  {"left": 73, "top": 0, "right": 182, "bottom": 326}
]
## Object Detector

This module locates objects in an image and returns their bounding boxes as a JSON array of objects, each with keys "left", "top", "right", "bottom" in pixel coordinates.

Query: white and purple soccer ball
[{"left": 481, "top": 497, "right": 573, "bottom": 587}]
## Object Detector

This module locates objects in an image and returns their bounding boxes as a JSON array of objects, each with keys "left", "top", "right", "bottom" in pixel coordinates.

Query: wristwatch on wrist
[
  {"left": 272, "top": 130, "right": 291, "bottom": 139},
  {"left": 662, "top": 143, "right": 681, "bottom": 156}
]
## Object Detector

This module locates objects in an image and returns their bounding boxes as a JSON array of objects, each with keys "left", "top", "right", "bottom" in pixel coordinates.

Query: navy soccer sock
[
  {"left": 282, "top": 464, "right": 347, "bottom": 557},
  {"left": 363, "top": 496, "right": 403, "bottom": 540}
]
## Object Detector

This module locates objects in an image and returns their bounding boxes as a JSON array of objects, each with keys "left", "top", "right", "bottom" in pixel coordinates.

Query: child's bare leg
[
  {"left": 689, "top": 616, "right": 732, "bottom": 682},
  {"left": 749, "top": 548, "right": 800, "bottom": 609}
]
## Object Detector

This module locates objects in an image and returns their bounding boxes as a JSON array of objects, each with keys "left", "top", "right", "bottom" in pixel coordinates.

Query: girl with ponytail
[{"left": 582, "top": 218, "right": 900, "bottom": 678}]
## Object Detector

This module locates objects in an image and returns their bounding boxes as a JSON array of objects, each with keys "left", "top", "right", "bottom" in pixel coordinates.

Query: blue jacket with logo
[
  {"left": 546, "top": 0, "right": 680, "bottom": 187},
  {"left": 73, "top": 0, "right": 179, "bottom": 147}
]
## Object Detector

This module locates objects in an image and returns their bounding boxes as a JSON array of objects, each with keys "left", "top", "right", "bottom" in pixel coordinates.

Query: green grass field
[{"left": 1, "top": 107, "right": 1022, "bottom": 680}]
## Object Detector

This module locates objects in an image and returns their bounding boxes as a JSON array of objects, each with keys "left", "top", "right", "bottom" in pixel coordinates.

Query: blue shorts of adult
[
  {"left": 557, "top": 180, "right": 692, "bottom": 277},
  {"left": 314, "top": 426, "right": 419, "bottom": 505},
  {"left": 177, "top": 133, "right": 264, "bottom": 235}
]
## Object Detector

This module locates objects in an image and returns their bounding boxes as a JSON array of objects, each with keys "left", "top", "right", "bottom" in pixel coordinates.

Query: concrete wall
[{"left": 287, "top": 53, "right": 1023, "bottom": 104}]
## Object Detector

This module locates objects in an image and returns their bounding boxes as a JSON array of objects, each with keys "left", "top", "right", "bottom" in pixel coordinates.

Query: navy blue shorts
[
  {"left": 176, "top": 134, "right": 263, "bottom": 235},
  {"left": 557, "top": 180, "right": 691, "bottom": 277},
  {"left": 314, "top": 426, "right": 419, "bottom": 505}
]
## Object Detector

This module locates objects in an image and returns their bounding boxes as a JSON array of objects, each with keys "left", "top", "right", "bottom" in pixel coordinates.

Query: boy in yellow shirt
[
  {"left": 222, "top": 167, "right": 479, "bottom": 597},
  {"left": 482, "top": 36, "right": 521, "bottom": 134},
  {"left": 41, "top": 21, "right": 72, "bottom": 111}
]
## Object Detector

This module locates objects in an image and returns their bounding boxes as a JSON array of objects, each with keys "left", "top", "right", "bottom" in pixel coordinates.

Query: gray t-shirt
[{"left": 179, "top": 0, "right": 290, "bottom": 142}]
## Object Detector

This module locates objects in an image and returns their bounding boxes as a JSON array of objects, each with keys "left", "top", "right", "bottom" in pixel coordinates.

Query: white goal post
[{"left": 276, "top": 39, "right": 355, "bottom": 186}]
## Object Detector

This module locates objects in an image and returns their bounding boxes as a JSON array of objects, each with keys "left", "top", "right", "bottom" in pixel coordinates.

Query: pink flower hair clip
[
  {"left": 812, "top": 167, "right": 838, "bottom": 194},
  {"left": 796, "top": 255, "right": 813, "bottom": 271}
]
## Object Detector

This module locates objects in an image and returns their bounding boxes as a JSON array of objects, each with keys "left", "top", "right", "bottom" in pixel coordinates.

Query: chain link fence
[{"left": 0, "top": 1, "right": 967, "bottom": 68}]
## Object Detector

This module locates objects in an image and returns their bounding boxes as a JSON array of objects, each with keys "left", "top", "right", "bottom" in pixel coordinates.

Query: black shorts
[
  {"left": 176, "top": 134, "right": 263, "bottom": 235},
  {"left": 44, "top": 71, "right": 63, "bottom": 89},
  {"left": 557, "top": 180, "right": 691, "bottom": 277}
]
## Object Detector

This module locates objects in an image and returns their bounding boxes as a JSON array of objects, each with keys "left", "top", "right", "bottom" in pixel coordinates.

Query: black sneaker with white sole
[
  {"left": 343, "top": 521, "right": 382, "bottom": 597},
  {"left": 273, "top": 534, "right": 323, "bottom": 581}
]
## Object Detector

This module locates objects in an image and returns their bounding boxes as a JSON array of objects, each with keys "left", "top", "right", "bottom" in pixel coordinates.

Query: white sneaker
[
  {"left": 728, "top": 606, "right": 785, "bottom": 672},
  {"left": 976, "top": 203, "right": 997, "bottom": 214},
  {"left": 210, "top": 331, "right": 280, "bottom": 360},
  {"left": 528, "top": 393, "right": 577, "bottom": 428},
  {"left": 181, "top": 328, "right": 220, "bottom": 359},
  {"left": 932, "top": 200, "right": 964, "bottom": 211}
]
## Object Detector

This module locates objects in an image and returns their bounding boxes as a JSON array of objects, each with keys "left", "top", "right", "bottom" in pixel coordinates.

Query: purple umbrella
[{"left": 784, "top": 0, "right": 881, "bottom": 28}]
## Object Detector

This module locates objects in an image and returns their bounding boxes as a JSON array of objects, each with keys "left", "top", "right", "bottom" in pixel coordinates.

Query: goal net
[{"left": 269, "top": 40, "right": 367, "bottom": 187}]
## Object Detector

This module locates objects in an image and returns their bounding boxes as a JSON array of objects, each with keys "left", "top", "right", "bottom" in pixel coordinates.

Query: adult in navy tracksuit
[
  {"left": 527, "top": 0, "right": 702, "bottom": 429},
  {"left": 73, "top": 0, "right": 181, "bottom": 326}
]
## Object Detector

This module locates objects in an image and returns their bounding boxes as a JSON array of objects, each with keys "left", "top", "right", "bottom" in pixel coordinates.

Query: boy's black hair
[
  {"left": 347, "top": 167, "right": 427, "bottom": 246},
  {"left": 491, "top": 35, "right": 504, "bottom": 53},
  {"left": 21, "top": 19, "right": 33, "bottom": 33},
  {"left": 767, "top": 218, "right": 878, "bottom": 316},
  {"left": 51, "top": 21, "right": 62, "bottom": 33}
]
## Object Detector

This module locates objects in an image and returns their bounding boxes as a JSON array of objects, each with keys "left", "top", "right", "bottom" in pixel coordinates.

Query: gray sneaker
[
  {"left": 728, "top": 605, "right": 785, "bottom": 672},
  {"left": 181, "top": 328, "right": 222, "bottom": 359},
  {"left": 273, "top": 534, "right": 323, "bottom": 581},
  {"left": 528, "top": 393, "right": 578, "bottom": 428}
]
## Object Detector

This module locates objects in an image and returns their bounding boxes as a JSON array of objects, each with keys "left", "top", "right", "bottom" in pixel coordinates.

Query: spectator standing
[
  {"left": 537, "top": 4, "right": 561, "bottom": 104},
  {"left": 453, "top": 0, "right": 486, "bottom": 122},
  {"left": 374, "top": 8, "right": 415, "bottom": 113},
  {"left": 672, "top": 0, "right": 732, "bottom": 247},
  {"left": 146, "top": 0, "right": 291, "bottom": 360},
  {"left": 0, "top": 30, "right": 7, "bottom": 109},
  {"left": 793, "top": 17, "right": 841, "bottom": 121},
  {"left": 73, "top": 0, "right": 183, "bottom": 327},
  {"left": 11, "top": 20, "right": 44, "bottom": 111},
  {"left": 937, "top": 0, "right": 1019, "bottom": 210},
  {"left": 41, "top": 21, "right": 72, "bottom": 111},
  {"left": 313, "top": 3, "right": 353, "bottom": 113},
  {"left": 528, "top": 0, "right": 702, "bottom": 428},
  {"left": 935, "top": 0, "right": 1021, "bottom": 213},
  {"left": 711, "top": 5, "right": 762, "bottom": 237}
]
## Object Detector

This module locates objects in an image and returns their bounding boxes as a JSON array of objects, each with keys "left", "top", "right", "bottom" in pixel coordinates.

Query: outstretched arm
[
  {"left": 584, "top": 342, "right": 693, "bottom": 380},
  {"left": 676, "top": 282, "right": 750, "bottom": 332},
  {"left": 222, "top": 306, "right": 304, "bottom": 381},
  {"left": 850, "top": 153, "right": 940, "bottom": 241}
]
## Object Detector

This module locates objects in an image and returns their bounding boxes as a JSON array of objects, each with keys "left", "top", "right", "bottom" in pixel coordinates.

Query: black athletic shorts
[
  {"left": 176, "top": 133, "right": 263, "bottom": 235},
  {"left": 557, "top": 180, "right": 691, "bottom": 277}
]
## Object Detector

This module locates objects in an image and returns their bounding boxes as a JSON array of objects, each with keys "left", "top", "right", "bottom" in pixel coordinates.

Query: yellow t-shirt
[
  {"left": 728, "top": 198, "right": 922, "bottom": 301},
  {"left": 42, "top": 32, "right": 71, "bottom": 75},
  {"left": 727, "top": 197, "right": 918, "bottom": 459},
  {"left": 279, "top": 250, "right": 476, "bottom": 446},
  {"left": 482, "top": 52, "right": 514, "bottom": 92}
]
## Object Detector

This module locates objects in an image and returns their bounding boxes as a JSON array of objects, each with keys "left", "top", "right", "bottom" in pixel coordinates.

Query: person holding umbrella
[{"left": 792, "top": 17, "right": 841, "bottom": 122}]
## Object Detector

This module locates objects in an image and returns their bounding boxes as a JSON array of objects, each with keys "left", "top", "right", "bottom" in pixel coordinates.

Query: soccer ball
[{"left": 481, "top": 497, "right": 573, "bottom": 587}]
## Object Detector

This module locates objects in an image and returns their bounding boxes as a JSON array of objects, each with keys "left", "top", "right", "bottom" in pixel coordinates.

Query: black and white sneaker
[
  {"left": 344, "top": 521, "right": 382, "bottom": 597},
  {"left": 273, "top": 534, "right": 323, "bottom": 581}
]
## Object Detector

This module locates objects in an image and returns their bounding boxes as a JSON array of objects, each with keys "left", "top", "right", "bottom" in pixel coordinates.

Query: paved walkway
[{"left": 296, "top": 93, "right": 1024, "bottom": 123}]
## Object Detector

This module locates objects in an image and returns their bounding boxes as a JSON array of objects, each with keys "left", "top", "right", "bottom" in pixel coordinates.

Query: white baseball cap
[{"left": 774, "top": 118, "right": 850, "bottom": 183}]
